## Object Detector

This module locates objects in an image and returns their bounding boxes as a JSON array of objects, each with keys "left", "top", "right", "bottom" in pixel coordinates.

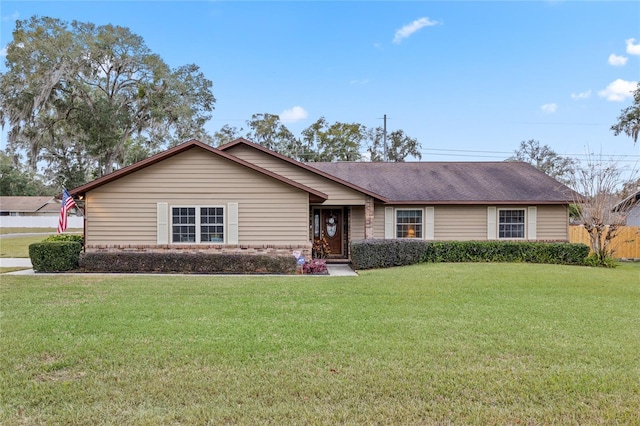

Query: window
[
  {"left": 172, "top": 206, "right": 224, "bottom": 243},
  {"left": 396, "top": 209, "right": 423, "bottom": 238},
  {"left": 498, "top": 209, "right": 525, "bottom": 239}
]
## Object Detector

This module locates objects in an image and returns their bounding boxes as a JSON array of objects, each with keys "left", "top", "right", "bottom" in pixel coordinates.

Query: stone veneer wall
[
  {"left": 364, "top": 196, "right": 375, "bottom": 239},
  {"left": 85, "top": 244, "right": 312, "bottom": 259}
]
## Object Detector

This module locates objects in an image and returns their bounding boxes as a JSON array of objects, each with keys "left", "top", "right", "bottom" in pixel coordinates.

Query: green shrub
[
  {"left": 350, "top": 239, "right": 429, "bottom": 270},
  {"left": 351, "top": 239, "right": 591, "bottom": 270},
  {"left": 79, "top": 252, "right": 297, "bottom": 274},
  {"left": 29, "top": 241, "right": 83, "bottom": 272},
  {"left": 44, "top": 233, "right": 84, "bottom": 246}
]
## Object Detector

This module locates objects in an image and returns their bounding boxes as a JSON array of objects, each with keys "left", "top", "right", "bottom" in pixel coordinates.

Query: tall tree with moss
[
  {"left": 0, "top": 16, "right": 215, "bottom": 180},
  {"left": 611, "top": 82, "right": 640, "bottom": 144}
]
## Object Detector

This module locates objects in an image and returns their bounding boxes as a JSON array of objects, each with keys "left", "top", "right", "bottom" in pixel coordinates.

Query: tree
[
  {"left": 0, "top": 16, "right": 215, "bottom": 180},
  {"left": 212, "top": 124, "right": 243, "bottom": 147},
  {"left": 367, "top": 127, "right": 422, "bottom": 162},
  {"left": 0, "top": 151, "right": 52, "bottom": 195},
  {"left": 508, "top": 139, "right": 577, "bottom": 184},
  {"left": 570, "top": 154, "right": 638, "bottom": 266},
  {"left": 611, "top": 82, "right": 640, "bottom": 144},
  {"left": 301, "top": 117, "right": 364, "bottom": 162},
  {"left": 245, "top": 113, "right": 304, "bottom": 160}
]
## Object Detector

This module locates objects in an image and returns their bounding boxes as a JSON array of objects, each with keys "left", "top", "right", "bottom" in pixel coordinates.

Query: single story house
[
  {"left": 0, "top": 196, "right": 59, "bottom": 216},
  {"left": 70, "top": 138, "right": 575, "bottom": 260},
  {"left": 0, "top": 196, "right": 83, "bottom": 228}
]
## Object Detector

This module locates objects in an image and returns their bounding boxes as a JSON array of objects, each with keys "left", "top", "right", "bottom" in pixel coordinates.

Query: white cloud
[
  {"left": 608, "top": 53, "right": 628, "bottom": 66},
  {"left": 0, "top": 46, "right": 7, "bottom": 57},
  {"left": 280, "top": 106, "right": 308, "bottom": 123},
  {"left": 598, "top": 79, "right": 638, "bottom": 101},
  {"left": 2, "top": 11, "right": 19, "bottom": 22},
  {"left": 541, "top": 103, "right": 558, "bottom": 114},
  {"left": 571, "top": 90, "right": 591, "bottom": 100},
  {"left": 393, "top": 17, "right": 439, "bottom": 44},
  {"left": 626, "top": 38, "right": 640, "bottom": 55}
]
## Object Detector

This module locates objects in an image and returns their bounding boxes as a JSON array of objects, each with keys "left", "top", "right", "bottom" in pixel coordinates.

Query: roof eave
[{"left": 384, "top": 200, "right": 573, "bottom": 205}]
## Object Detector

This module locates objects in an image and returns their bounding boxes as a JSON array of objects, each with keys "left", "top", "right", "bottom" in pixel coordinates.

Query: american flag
[{"left": 57, "top": 189, "right": 77, "bottom": 234}]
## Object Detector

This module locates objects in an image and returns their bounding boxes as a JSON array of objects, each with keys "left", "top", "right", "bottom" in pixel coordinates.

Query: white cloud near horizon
[
  {"left": 626, "top": 38, "right": 640, "bottom": 55},
  {"left": 280, "top": 106, "right": 308, "bottom": 123},
  {"left": 393, "top": 17, "right": 439, "bottom": 44},
  {"left": 2, "top": 11, "right": 19, "bottom": 22},
  {"left": 608, "top": 53, "right": 628, "bottom": 66},
  {"left": 571, "top": 90, "right": 591, "bottom": 100},
  {"left": 541, "top": 103, "right": 558, "bottom": 114},
  {"left": 598, "top": 79, "right": 637, "bottom": 101}
]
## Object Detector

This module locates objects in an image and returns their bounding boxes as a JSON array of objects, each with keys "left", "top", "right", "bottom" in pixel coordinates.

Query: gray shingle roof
[
  {"left": 0, "top": 196, "right": 58, "bottom": 213},
  {"left": 306, "top": 161, "right": 575, "bottom": 204}
]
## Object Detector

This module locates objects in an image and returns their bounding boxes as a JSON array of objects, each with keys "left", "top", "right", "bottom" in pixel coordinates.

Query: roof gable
[
  {"left": 70, "top": 139, "right": 328, "bottom": 202},
  {"left": 218, "top": 138, "right": 388, "bottom": 202}
]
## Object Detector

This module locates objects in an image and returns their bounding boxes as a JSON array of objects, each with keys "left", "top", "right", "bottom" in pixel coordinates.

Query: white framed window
[
  {"left": 396, "top": 209, "right": 423, "bottom": 239},
  {"left": 171, "top": 206, "right": 225, "bottom": 243},
  {"left": 498, "top": 209, "right": 525, "bottom": 239}
]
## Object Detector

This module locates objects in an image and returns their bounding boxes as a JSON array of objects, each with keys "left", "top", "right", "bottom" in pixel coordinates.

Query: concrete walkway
[
  {"left": 0, "top": 258, "right": 33, "bottom": 268},
  {"left": 1, "top": 258, "right": 358, "bottom": 277}
]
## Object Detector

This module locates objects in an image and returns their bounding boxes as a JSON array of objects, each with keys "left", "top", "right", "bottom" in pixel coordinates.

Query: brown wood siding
[
  {"left": 434, "top": 206, "right": 487, "bottom": 240},
  {"left": 350, "top": 206, "right": 365, "bottom": 240},
  {"left": 226, "top": 145, "right": 367, "bottom": 205},
  {"left": 85, "top": 148, "right": 309, "bottom": 246},
  {"left": 537, "top": 205, "right": 569, "bottom": 240}
]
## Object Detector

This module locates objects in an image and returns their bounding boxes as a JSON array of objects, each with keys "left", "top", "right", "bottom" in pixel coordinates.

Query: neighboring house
[
  {"left": 70, "top": 138, "right": 575, "bottom": 260},
  {"left": 614, "top": 190, "right": 640, "bottom": 226},
  {"left": 0, "top": 196, "right": 82, "bottom": 228},
  {"left": 0, "top": 196, "right": 59, "bottom": 216}
]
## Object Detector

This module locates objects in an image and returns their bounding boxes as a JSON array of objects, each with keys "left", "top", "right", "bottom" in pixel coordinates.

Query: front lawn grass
[
  {"left": 0, "top": 235, "right": 51, "bottom": 258},
  {"left": 1, "top": 263, "right": 638, "bottom": 424},
  {"left": 0, "top": 227, "right": 82, "bottom": 234}
]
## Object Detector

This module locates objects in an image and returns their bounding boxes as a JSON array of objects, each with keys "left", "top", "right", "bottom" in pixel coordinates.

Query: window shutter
[
  {"left": 227, "top": 202, "right": 239, "bottom": 244},
  {"left": 425, "top": 207, "right": 435, "bottom": 240},
  {"left": 527, "top": 206, "right": 537, "bottom": 240},
  {"left": 157, "top": 202, "right": 168, "bottom": 244},
  {"left": 384, "top": 207, "right": 394, "bottom": 239},
  {"left": 487, "top": 206, "right": 497, "bottom": 240}
]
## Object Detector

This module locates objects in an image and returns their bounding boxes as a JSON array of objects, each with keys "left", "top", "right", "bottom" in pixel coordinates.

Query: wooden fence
[{"left": 569, "top": 225, "right": 640, "bottom": 259}]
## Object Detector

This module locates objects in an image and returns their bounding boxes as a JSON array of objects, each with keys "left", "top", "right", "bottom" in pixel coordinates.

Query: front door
[{"left": 317, "top": 209, "right": 343, "bottom": 258}]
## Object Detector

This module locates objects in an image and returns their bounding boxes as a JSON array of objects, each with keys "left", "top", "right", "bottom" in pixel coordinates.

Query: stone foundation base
[{"left": 85, "top": 243, "right": 312, "bottom": 259}]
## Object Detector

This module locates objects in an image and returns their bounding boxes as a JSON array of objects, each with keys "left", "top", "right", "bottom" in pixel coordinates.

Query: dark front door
[{"left": 321, "top": 209, "right": 342, "bottom": 258}]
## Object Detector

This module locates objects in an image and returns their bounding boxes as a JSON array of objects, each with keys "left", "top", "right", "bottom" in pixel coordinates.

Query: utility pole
[{"left": 383, "top": 114, "right": 387, "bottom": 162}]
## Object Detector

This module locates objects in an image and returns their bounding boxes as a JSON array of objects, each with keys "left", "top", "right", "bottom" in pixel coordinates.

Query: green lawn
[
  {"left": 1, "top": 263, "right": 639, "bottom": 424},
  {"left": 0, "top": 227, "right": 82, "bottom": 235},
  {"left": 0, "top": 234, "right": 51, "bottom": 258},
  {"left": 0, "top": 229, "right": 82, "bottom": 258}
]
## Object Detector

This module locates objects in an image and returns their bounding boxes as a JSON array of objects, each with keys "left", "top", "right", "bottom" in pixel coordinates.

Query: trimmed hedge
[
  {"left": 29, "top": 241, "right": 83, "bottom": 272},
  {"left": 350, "top": 239, "right": 591, "bottom": 270},
  {"left": 44, "top": 233, "right": 84, "bottom": 246},
  {"left": 350, "top": 239, "right": 427, "bottom": 270},
  {"left": 79, "top": 252, "right": 298, "bottom": 274}
]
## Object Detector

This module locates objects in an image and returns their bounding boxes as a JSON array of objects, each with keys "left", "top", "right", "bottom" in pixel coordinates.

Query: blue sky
[{"left": 1, "top": 1, "right": 639, "bottom": 170}]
